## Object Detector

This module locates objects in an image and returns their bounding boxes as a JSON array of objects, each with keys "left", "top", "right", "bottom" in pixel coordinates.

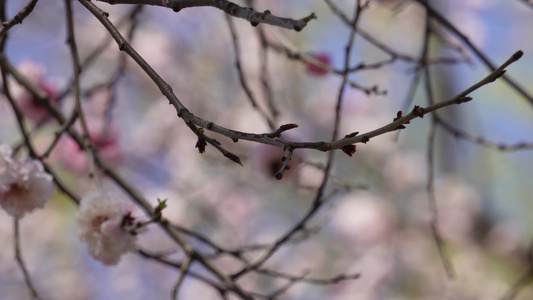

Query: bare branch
[
  {"left": 14, "top": 218, "right": 43, "bottom": 300},
  {"left": 436, "top": 116, "right": 533, "bottom": 151},
  {"left": 171, "top": 255, "right": 193, "bottom": 300},
  {"left": 0, "top": 0, "right": 38, "bottom": 37},
  {"left": 225, "top": 14, "right": 275, "bottom": 129},
  {"left": 97, "top": 0, "right": 316, "bottom": 31}
]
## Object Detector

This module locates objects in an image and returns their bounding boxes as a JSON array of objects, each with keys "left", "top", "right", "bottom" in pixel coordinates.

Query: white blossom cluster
[
  {"left": 77, "top": 190, "right": 142, "bottom": 266},
  {"left": 0, "top": 142, "right": 54, "bottom": 218}
]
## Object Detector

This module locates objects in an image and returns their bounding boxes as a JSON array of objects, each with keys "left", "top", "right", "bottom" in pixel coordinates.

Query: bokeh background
[{"left": 1, "top": 0, "right": 533, "bottom": 299}]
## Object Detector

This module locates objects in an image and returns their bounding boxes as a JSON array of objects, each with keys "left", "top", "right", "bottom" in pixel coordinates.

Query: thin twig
[
  {"left": 65, "top": 0, "right": 97, "bottom": 179},
  {"left": 424, "top": 66, "right": 456, "bottom": 279},
  {"left": 0, "top": 0, "right": 38, "bottom": 37},
  {"left": 436, "top": 116, "right": 533, "bottom": 151},
  {"left": 171, "top": 255, "right": 193, "bottom": 300},
  {"left": 421, "top": 5, "right": 455, "bottom": 278},
  {"left": 14, "top": 218, "right": 43, "bottom": 300},
  {"left": 225, "top": 14, "right": 275, "bottom": 129}
]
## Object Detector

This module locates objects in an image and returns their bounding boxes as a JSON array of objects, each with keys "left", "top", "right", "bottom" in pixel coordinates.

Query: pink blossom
[
  {"left": 306, "top": 53, "right": 331, "bottom": 76},
  {"left": 55, "top": 119, "right": 123, "bottom": 173},
  {"left": 0, "top": 158, "right": 54, "bottom": 218},
  {"left": 11, "top": 61, "right": 59, "bottom": 123},
  {"left": 77, "top": 190, "right": 141, "bottom": 266}
]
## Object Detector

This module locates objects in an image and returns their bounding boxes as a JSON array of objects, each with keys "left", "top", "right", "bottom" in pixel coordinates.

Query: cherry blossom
[
  {"left": 77, "top": 190, "right": 142, "bottom": 266},
  {"left": 0, "top": 156, "right": 54, "bottom": 218},
  {"left": 55, "top": 119, "right": 123, "bottom": 173},
  {"left": 11, "top": 61, "right": 59, "bottom": 123}
]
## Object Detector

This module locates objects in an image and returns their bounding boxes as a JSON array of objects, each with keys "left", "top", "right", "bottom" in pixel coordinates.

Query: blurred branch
[
  {"left": 65, "top": 0, "right": 95, "bottom": 178},
  {"left": 415, "top": 0, "right": 533, "bottom": 109},
  {"left": 436, "top": 116, "right": 533, "bottom": 151},
  {"left": 421, "top": 9, "right": 455, "bottom": 279},
  {"left": 97, "top": 0, "right": 316, "bottom": 31},
  {"left": 58, "top": 5, "right": 143, "bottom": 100},
  {"left": 171, "top": 255, "right": 193, "bottom": 300},
  {"left": 263, "top": 30, "right": 385, "bottom": 95},
  {"left": 137, "top": 248, "right": 227, "bottom": 293},
  {"left": 246, "top": 1, "right": 281, "bottom": 124},
  {"left": 500, "top": 269, "right": 533, "bottom": 300},
  {"left": 14, "top": 218, "right": 43, "bottom": 300},
  {"left": 423, "top": 52, "right": 455, "bottom": 281},
  {"left": 323, "top": 0, "right": 418, "bottom": 61},
  {"left": 225, "top": 15, "right": 276, "bottom": 129},
  {"left": 517, "top": 0, "right": 533, "bottom": 9},
  {"left": 500, "top": 242, "right": 533, "bottom": 300}
]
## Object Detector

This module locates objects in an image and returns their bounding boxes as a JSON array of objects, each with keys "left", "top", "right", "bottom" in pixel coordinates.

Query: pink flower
[
  {"left": 11, "top": 61, "right": 59, "bottom": 123},
  {"left": 77, "top": 190, "right": 141, "bottom": 266},
  {"left": 0, "top": 157, "right": 54, "bottom": 218},
  {"left": 55, "top": 119, "right": 123, "bottom": 173},
  {"left": 306, "top": 53, "right": 331, "bottom": 76}
]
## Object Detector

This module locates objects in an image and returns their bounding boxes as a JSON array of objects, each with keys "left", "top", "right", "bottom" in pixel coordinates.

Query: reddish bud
[{"left": 341, "top": 145, "right": 356, "bottom": 157}]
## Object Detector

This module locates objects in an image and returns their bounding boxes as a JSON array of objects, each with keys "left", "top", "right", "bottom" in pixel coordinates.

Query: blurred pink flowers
[
  {"left": 306, "top": 53, "right": 331, "bottom": 76},
  {"left": 77, "top": 190, "right": 142, "bottom": 266},
  {"left": 55, "top": 119, "right": 123, "bottom": 173},
  {"left": 0, "top": 142, "right": 54, "bottom": 218},
  {"left": 11, "top": 61, "right": 59, "bottom": 123}
]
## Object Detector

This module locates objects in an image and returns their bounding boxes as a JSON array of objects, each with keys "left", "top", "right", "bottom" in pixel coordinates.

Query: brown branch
[
  {"left": 322, "top": 50, "right": 524, "bottom": 151},
  {"left": 225, "top": 14, "right": 275, "bottom": 129},
  {"left": 436, "top": 116, "right": 533, "bottom": 151},
  {"left": 171, "top": 255, "right": 193, "bottom": 300},
  {"left": 14, "top": 218, "right": 43, "bottom": 300},
  {"left": 421, "top": 10, "right": 455, "bottom": 279},
  {"left": 424, "top": 62, "right": 455, "bottom": 280},
  {"left": 263, "top": 36, "right": 385, "bottom": 95},
  {"left": 98, "top": 0, "right": 315, "bottom": 31},
  {"left": 65, "top": 0, "right": 95, "bottom": 177},
  {"left": 0, "top": 0, "right": 38, "bottom": 37},
  {"left": 78, "top": 0, "right": 525, "bottom": 171}
]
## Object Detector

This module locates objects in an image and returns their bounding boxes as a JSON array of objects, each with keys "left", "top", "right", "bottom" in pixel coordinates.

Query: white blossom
[
  {"left": 0, "top": 155, "right": 54, "bottom": 218},
  {"left": 77, "top": 190, "right": 141, "bottom": 266},
  {"left": 0, "top": 143, "right": 16, "bottom": 192}
]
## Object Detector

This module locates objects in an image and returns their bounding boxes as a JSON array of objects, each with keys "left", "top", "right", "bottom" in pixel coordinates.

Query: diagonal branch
[{"left": 0, "top": 0, "right": 38, "bottom": 37}]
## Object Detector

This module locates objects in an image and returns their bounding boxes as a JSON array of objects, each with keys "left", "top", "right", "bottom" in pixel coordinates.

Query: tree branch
[{"left": 97, "top": 0, "right": 316, "bottom": 31}]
